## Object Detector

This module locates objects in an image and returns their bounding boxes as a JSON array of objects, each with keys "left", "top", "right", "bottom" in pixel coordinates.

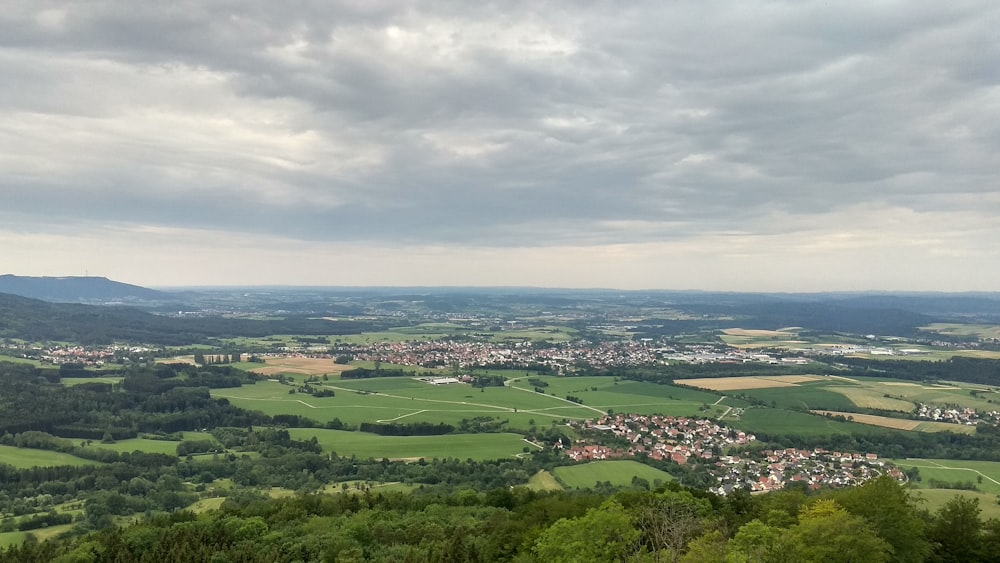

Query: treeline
[
  {"left": 836, "top": 356, "right": 1000, "bottom": 387},
  {"left": 0, "top": 362, "right": 266, "bottom": 440},
  {"left": 359, "top": 422, "right": 455, "bottom": 436},
  {"left": 0, "top": 292, "right": 395, "bottom": 345},
  {"left": 5, "top": 475, "right": 1000, "bottom": 562}
]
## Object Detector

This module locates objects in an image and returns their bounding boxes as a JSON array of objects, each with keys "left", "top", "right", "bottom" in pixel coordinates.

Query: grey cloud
[{"left": 1, "top": 0, "right": 998, "bottom": 254}]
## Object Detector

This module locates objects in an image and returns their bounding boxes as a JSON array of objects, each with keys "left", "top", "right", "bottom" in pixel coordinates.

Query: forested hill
[
  {"left": 0, "top": 293, "right": 391, "bottom": 345},
  {"left": 0, "top": 275, "right": 168, "bottom": 302}
]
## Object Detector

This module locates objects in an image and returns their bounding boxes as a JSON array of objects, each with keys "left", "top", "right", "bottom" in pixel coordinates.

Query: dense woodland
[{"left": 4, "top": 476, "right": 1000, "bottom": 562}]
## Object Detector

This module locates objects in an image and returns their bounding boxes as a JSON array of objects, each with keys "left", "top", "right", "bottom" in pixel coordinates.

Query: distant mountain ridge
[{"left": 0, "top": 275, "right": 168, "bottom": 302}]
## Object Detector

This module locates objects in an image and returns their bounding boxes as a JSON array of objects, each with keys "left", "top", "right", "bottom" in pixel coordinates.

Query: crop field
[
  {"left": 244, "top": 356, "right": 358, "bottom": 377},
  {"left": 0, "top": 444, "right": 99, "bottom": 468},
  {"left": 735, "top": 385, "right": 858, "bottom": 411},
  {"left": 553, "top": 460, "right": 674, "bottom": 489},
  {"left": 677, "top": 375, "right": 825, "bottom": 391},
  {"left": 825, "top": 386, "right": 916, "bottom": 412},
  {"left": 285, "top": 428, "right": 530, "bottom": 460},
  {"left": 730, "top": 408, "right": 886, "bottom": 436},
  {"left": 813, "top": 412, "right": 976, "bottom": 434},
  {"left": 213, "top": 375, "right": 735, "bottom": 430}
]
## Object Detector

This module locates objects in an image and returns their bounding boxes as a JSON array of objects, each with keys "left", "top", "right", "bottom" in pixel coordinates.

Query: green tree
[
  {"left": 927, "top": 494, "right": 983, "bottom": 563},
  {"left": 831, "top": 475, "right": 930, "bottom": 563},
  {"left": 785, "top": 500, "right": 890, "bottom": 563},
  {"left": 534, "top": 500, "right": 640, "bottom": 562}
]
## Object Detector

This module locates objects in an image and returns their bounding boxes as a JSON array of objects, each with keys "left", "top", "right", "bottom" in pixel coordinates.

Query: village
[{"left": 562, "top": 413, "right": 902, "bottom": 495}]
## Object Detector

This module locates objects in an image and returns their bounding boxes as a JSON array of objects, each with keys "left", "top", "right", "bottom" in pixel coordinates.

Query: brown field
[
  {"left": 828, "top": 387, "right": 915, "bottom": 412},
  {"left": 680, "top": 375, "right": 821, "bottom": 391},
  {"left": 249, "top": 356, "right": 356, "bottom": 376},
  {"left": 157, "top": 355, "right": 197, "bottom": 365},
  {"left": 762, "top": 375, "right": 824, "bottom": 384},
  {"left": 722, "top": 328, "right": 796, "bottom": 337},
  {"left": 813, "top": 411, "right": 921, "bottom": 430},
  {"left": 813, "top": 411, "right": 976, "bottom": 434}
]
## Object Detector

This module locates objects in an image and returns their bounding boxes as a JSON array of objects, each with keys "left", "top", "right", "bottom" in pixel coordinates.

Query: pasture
[
  {"left": 74, "top": 432, "right": 221, "bottom": 456},
  {"left": 891, "top": 458, "right": 1000, "bottom": 495},
  {"left": 553, "top": 460, "right": 674, "bottom": 489},
  {"left": 285, "top": 428, "right": 530, "bottom": 461},
  {"left": 212, "top": 375, "right": 734, "bottom": 431},
  {"left": 0, "top": 445, "right": 99, "bottom": 468}
]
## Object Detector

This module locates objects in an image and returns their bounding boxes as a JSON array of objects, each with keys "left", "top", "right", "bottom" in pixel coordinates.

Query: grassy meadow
[
  {"left": 553, "top": 460, "right": 674, "bottom": 489},
  {"left": 285, "top": 428, "right": 530, "bottom": 460},
  {"left": 212, "top": 375, "right": 739, "bottom": 432},
  {"left": 0, "top": 444, "right": 99, "bottom": 468}
]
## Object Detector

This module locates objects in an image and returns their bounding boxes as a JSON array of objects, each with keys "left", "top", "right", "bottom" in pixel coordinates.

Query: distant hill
[
  {"left": 0, "top": 275, "right": 168, "bottom": 303},
  {"left": 0, "top": 293, "right": 388, "bottom": 345}
]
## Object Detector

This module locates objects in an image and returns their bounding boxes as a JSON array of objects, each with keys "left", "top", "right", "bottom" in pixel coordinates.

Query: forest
[{"left": 3, "top": 476, "right": 998, "bottom": 562}]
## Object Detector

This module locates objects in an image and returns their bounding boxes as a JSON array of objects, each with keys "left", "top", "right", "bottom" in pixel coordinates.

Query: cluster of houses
[
  {"left": 916, "top": 403, "right": 1000, "bottom": 426},
  {"left": 336, "top": 339, "right": 806, "bottom": 372},
  {"left": 561, "top": 413, "right": 901, "bottom": 495},
  {"left": 2, "top": 343, "right": 152, "bottom": 366},
  {"left": 562, "top": 414, "right": 756, "bottom": 466},
  {"left": 712, "top": 448, "right": 902, "bottom": 495}
]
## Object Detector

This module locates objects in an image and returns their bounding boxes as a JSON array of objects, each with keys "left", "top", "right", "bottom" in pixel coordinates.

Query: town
[{"left": 563, "top": 413, "right": 901, "bottom": 495}]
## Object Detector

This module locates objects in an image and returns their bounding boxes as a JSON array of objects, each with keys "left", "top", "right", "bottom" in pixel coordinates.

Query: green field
[
  {"left": 0, "top": 445, "right": 100, "bottom": 468},
  {"left": 61, "top": 376, "right": 124, "bottom": 387},
  {"left": 892, "top": 458, "right": 1000, "bottom": 496},
  {"left": 285, "top": 428, "right": 530, "bottom": 460},
  {"left": 730, "top": 408, "right": 886, "bottom": 436},
  {"left": 553, "top": 460, "right": 674, "bottom": 489},
  {"left": 0, "top": 354, "right": 42, "bottom": 366},
  {"left": 921, "top": 323, "right": 1000, "bottom": 340},
  {"left": 914, "top": 489, "right": 1000, "bottom": 520},
  {"left": 73, "top": 432, "right": 220, "bottom": 456},
  {"left": 0, "top": 524, "right": 75, "bottom": 548},
  {"left": 212, "top": 375, "right": 738, "bottom": 431},
  {"left": 527, "top": 470, "right": 563, "bottom": 491}
]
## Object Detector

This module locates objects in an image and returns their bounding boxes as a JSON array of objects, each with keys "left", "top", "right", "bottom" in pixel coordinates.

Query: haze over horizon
[{"left": 2, "top": 2, "right": 998, "bottom": 291}]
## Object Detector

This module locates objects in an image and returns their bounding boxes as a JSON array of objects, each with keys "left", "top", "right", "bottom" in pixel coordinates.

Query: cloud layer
[{"left": 1, "top": 1, "right": 998, "bottom": 289}]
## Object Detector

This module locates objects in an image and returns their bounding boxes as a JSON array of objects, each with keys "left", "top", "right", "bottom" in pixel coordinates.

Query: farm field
[
  {"left": 214, "top": 375, "right": 736, "bottom": 430},
  {"left": 683, "top": 374, "right": 1000, "bottom": 413},
  {"left": 677, "top": 375, "right": 825, "bottom": 391},
  {"left": 0, "top": 444, "right": 99, "bottom": 468},
  {"left": 729, "top": 408, "right": 886, "bottom": 436},
  {"left": 553, "top": 460, "right": 674, "bottom": 489},
  {"left": 891, "top": 458, "right": 1000, "bottom": 495},
  {"left": 813, "top": 412, "right": 975, "bottom": 434},
  {"left": 921, "top": 323, "right": 1000, "bottom": 340},
  {"left": 0, "top": 355, "right": 42, "bottom": 366},
  {"left": 284, "top": 428, "right": 530, "bottom": 460},
  {"left": 243, "top": 356, "right": 358, "bottom": 377}
]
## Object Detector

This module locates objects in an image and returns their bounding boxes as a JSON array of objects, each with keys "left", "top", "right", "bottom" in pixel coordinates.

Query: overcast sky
[{"left": 2, "top": 1, "right": 998, "bottom": 290}]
